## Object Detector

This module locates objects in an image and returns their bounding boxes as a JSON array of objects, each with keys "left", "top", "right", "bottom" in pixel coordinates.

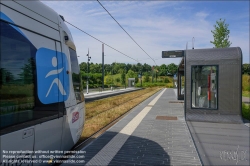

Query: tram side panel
[
  {"left": 57, "top": 19, "right": 85, "bottom": 151},
  {"left": 0, "top": 1, "right": 85, "bottom": 165},
  {"left": 0, "top": 3, "right": 64, "bottom": 165}
]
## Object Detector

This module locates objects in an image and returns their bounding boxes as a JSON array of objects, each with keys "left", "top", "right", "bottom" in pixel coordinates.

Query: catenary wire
[
  {"left": 65, "top": 21, "right": 139, "bottom": 63},
  {"left": 97, "top": 0, "right": 156, "bottom": 65}
]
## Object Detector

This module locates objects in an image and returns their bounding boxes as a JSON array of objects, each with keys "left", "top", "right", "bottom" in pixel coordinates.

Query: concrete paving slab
[
  {"left": 187, "top": 121, "right": 250, "bottom": 166},
  {"left": 62, "top": 89, "right": 201, "bottom": 165}
]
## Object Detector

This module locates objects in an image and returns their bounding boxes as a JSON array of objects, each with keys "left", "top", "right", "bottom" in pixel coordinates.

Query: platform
[
  {"left": 62, "top": 88, "right": 249, "bottom": 166},
  {"left": 84, "top": 87, "right": 142, "bottom": 102}
]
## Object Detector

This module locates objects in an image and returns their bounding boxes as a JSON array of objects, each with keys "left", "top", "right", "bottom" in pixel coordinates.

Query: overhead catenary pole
[
  {"left": 87, "top": 49, "right": 88, "bottom": 94},
  {"left": 102, "top": 44, "right": 104, "bottom": 90},
  {"left": 86, "top": 48, "right": 91, "bottom": 94},
  {"left": 140, "top": 70, "right": 142, "bottom": 87},
  {"left": 192, "top": 37, "right": 195, "bottom": 49}
]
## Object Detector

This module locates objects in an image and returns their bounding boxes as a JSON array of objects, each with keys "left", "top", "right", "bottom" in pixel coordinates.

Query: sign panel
[
  {"left": 162, "top": 50, "right": 184, "bottom": 58},
  {"left": 36, "top": 48, "right": 70, "bottom": 104}
]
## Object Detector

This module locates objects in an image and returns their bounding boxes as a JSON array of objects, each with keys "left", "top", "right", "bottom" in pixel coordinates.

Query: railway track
[{"left": 85, "top": 89, "right": 156, "bottom": 120}]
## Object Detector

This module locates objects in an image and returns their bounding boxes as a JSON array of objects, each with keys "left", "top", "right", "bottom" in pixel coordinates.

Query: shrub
[
  {"left": 242, "top": 74, "right": 250, "bottom": 91},
  {"left": 144, "top": 73, "right": 150, "bottom": 82},
  {"left": 164, "top": 77, "right": 170, "bottom": 83},
  {"left": 242, "top": 103, "right": 250, "bottom": 120},
  {"left": 136, "top": 82, "right": 167, "bottom": 88},
  {"left": 116, "top": 77, "right": 120, "bottom": 83}
]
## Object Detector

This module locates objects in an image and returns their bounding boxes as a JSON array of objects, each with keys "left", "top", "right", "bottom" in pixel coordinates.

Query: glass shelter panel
[{"left": 191, "top": 66, "right": 218, "bottom": 109}]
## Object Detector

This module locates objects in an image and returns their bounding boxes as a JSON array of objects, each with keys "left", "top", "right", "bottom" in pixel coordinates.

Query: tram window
[
  {"left": 191, "top": 65, "right": 218, "bottom": 109},
  {"left": 0, "top": 21, "right": 36, "bottom": 129},
  {"left": 0, "top": 21, "right": 61, "bottom": 131},
  {"left": 69, "top": 48, "right": 84, "bottom": 103}
]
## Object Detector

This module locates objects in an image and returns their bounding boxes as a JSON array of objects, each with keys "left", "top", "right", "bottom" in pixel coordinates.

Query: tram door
[{"left": 34, "top": 40, "right": 64, "bottom": 153}]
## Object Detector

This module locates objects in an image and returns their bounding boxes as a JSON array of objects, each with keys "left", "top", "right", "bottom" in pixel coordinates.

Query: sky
[{"left": 42, "top": 0, "right": 249, "bottom": 66}]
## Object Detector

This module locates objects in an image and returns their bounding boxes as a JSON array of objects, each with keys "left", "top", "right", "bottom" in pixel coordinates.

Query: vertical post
[
  {"left": 156, "top": 70, "right": 157, "bottom": 82},
  {"left": 102, "top": 44, "right": 104, "bottom": 90},
  {"left": 152, "top": 66, "right": 154, "bottom": 83},
  {"left": 86, "top": 49, "right": 89, "bottom": 94},
  {"left": 124, "top": 67, "right": 126, "bottom": 89},
  {"left": 192, "top": 37, "right": 195, "bottom": 49},
  {"left": 208, "top": 72, "right": 211, "bottom": 108},
  {"left": 140, "top": 70, "right": 142, "bottom": 87}
]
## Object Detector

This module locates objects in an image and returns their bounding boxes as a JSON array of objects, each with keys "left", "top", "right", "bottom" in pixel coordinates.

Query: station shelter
[
  {"left": 162, "top": 47, "right": 242, "bottom": 123},
  {"left": 128, "top": 78, "right": 135, "bottom": 87}
]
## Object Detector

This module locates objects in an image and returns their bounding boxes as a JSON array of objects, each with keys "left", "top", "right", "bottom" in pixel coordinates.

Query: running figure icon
[{"left": 45, "top": 57, "right": 66, "bottom": 97}]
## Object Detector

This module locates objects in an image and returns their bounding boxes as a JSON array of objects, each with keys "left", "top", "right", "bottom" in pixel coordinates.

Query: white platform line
[
  {"left": 148, "top": 88, "right": 166, "bottom": 106},
  {"left": 86, "top": 88, "right": 166, "bottom": 166}
]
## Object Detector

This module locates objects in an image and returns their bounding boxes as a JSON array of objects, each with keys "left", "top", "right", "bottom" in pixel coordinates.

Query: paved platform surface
[
  {"left": 187, "top": 121, "right": 250, "bottom": 166},
  {"left": 64, "top": 88, "right": 201, "bottom": 165},
  {"left": 63, "top": 88, "right": 249, "bottom": 166}
]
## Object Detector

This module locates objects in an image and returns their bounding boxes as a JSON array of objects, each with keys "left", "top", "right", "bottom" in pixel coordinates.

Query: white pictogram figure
[{"left": 45, "top": 57, "right": 66, "bottom": 97}]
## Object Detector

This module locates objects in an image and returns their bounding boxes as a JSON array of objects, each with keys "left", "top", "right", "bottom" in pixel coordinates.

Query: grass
[
  {"left": 78, "top": 87, "right": 162, "bottom": 143},
  {"left": 242, "top": 74, "right": 250, "bottom": 91},
  {"left": 242, "top": 91, "right": 250, "bottom": 97},
  {"left": 242, "top": 103, "right": 250, "bottom": 121}
]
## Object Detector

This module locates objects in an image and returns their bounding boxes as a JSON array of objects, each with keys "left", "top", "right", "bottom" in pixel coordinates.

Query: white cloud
[
  {"left": 196, "top": 12, "right": 209, "bottom": 19},
  {"left": 41, "top": 1, "right": 249, "bottom": 65}
]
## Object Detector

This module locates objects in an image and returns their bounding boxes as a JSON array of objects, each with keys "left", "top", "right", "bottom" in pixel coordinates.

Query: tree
[
  {"left": 210, "top": 18, "right": 232, "bottom": 48},
  {"left": 143, "top": 63, "right": 151, "bottom": 73},
  {"left": 166, "top": 63, "right": 178, "bottom": 76},
  {"left": 159, "top": 64, "right": 167, "bottom": 76},
  {"left": 18, "top": 58, "right": 35, "bottom": 84},
  {"left": 127, "top": 70, "right": 135, "bottom": 78},
  {"left": 242, "top": 64, "right": 250, "bottom": 75},
  {"left": 121, "top": 71, "right": 126, "bottom": 84},
  {"left": 80, "top": 62, "right": 87, "bottom": 73}
]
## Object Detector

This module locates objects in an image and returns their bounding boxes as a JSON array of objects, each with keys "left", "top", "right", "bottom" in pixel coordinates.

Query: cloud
[
  {"left": 196, "top": 12, "right": 209, "bottom": 19},
  {"left": 41, "top": 1, "right": 249, "bottom": 65}
]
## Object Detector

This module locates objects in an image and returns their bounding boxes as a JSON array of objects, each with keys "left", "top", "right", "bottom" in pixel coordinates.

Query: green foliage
[
  {"left": 144, "top": 72, "right": 150, "bottom": 82},
  {"left": 18, "top": 58, "right": 35, "bottom": 84},
  {"left": 135, "top": 74, "right": 138, "bottom": 83},
  {"left": 135, "top": 82, "right": 170, "bottom": 88},
  {"left": 105, "top": 75, "right": 113, "bottom": 85},
  {"left": 80, "top": 61, "right": 179, "bottom": 78},
  {"left": 0, "top": 68, "right": 15, "bottom": 84},
  {"left": 121, "top": 72, "right": 126, "bottom": 84},
  {"left": 210, "top": 18, "right": 232, "bottom": 48},
  {"left": 242, "top": 91, "right": 250, "bottom": 97},
  {"left": 166, "top": 63, "right": 178, "bottom": 76},
  {"left": 116, "top": 77, "right": 120, "bottom": 83},
  {"left": 242, "top": 64, "right": 250, "bottom": 75},
  {"left": 79, "top": 61, "right": 179, "bottom": 88},
  {"left": 242, "top": 103, "right": 250, "bottom": 121},
  {"left": 158, "top": 64, "right": 167, "bottom": 76},
  {"left": 164, "top": 77, "right": 170, "bottom": 83},
  {"left": 242, "top": 74, "right": 250, "bottom": 91},
  {"left": 127, "top": 70, "right": 135, "bottom": 78}
]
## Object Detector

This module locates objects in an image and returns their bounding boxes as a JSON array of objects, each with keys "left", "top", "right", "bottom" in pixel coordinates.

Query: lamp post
[
  {"left": 86, "top": 48, "right": 91, "bottom": 94},
  {"left": 102, "top": 44, "right": 104, "bottom": 91}
]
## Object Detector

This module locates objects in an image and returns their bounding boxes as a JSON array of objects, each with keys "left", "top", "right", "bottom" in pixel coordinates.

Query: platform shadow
[{"left": 80, "top": 131, "right": 171, "bottom": 166}]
